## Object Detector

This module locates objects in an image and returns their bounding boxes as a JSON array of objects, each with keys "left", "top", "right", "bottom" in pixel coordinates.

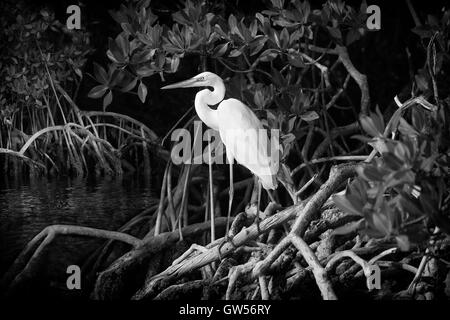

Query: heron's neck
[{"left": 194, "top": 81, "right": 225, "bottom": 130}]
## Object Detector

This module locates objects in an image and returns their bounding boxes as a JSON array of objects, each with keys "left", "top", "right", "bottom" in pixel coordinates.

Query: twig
[
  {"left": 291, "top": 164, "right": 356, "bottom": 236},
  {"left": 407, "top": 251, "right": 432, "bottom": 294},
  {"left": 0, "top": 148, "right": 45, "bottom": 169},
  {"left": 325, "top": 250, "right": 375, "bottom": 289},
  {"left": 301, "top": 53, "right": 331, "bottom": 88},
  {"left": 365, "top": 95, "right": 437, "bottom": 163},
  {"left": 226, "top": 258, "right": 258, "bottom": 300},
  {"left": 83, "top": 111, "right": 158, "bottom": 141},
  {"left": 336, "top": 46, "right": 370, "bottom": 115},
  {"left": 405, "top": 0, "right": 422, "bottom": 27},
  {"left": 357, "top": 261, "right": 418, "bottom": 276},
  {"left": 155, "top": 163, "right": 170, "bottom": 235},
  {"left": 292, "top": 155, "right": 367, "bottom": 176},
  {"left": 155, "top": 280, "right": 207, "bottom": 300},
  {"left": 310, "top": 121, "right": 360, "bottom": 161},
  {"left": 295, "top": 173, "right": 318, "bottom": 197},
  {"left": 369, "top": 248, "right": 398, "bottom": 264},
  {"left": 258, "top": 276, "right": 269, "bottom": 300},
  {"left": 326, "top": 74, "right": 351, "bottom": 110},
  {"left": 291, "top": 235, "right": 337, "bottom": 299},
  {"left": 300, "top": 43, "right": 338, "bottom": 55},
  {"left": 161, "top": 106, "right": 194, "bottom": 146},
  {"left": 253, "top": 237, "right": 292, "bottom": 276}
]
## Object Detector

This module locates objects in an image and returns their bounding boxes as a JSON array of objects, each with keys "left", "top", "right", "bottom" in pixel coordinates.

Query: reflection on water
[{"left": 0, "top": 176, "right": 156, "bottom": 293}]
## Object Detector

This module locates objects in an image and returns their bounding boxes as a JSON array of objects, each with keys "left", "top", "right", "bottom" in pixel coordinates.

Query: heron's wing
[{"left": 217, "top": 99, "right": 279, "bottom": 189}]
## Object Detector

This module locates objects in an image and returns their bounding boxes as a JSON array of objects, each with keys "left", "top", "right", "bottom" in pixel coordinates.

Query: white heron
[{"left": 161, "top": 71, "right": 279, "bottom": 239}]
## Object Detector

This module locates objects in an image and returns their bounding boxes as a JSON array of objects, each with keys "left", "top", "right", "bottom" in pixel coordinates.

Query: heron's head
[{"left": 161, "top": 72, "right": 220, "bottom": 90}]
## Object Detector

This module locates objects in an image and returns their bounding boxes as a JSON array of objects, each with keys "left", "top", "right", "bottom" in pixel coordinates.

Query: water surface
[{"left": 0, "top": 176, "right": 156, "bottom": 296}]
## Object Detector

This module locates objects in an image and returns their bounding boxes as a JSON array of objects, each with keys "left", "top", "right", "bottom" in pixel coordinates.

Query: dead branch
[
  {"left": 1, "top": 225, "right": 141, "bottom": 295},
  {"left": 336, "top": 45, "right": 370, "bottom": 115},
  {"left": 154, "top": 279, "right": 207, "bottom": 300},
  {"left": 132, "top": 201, "right": 295, "bottom": 299},
  {"left": 0, "top": 147, "right": 46, "bottom": 169},
  {"left": 132, "top": 164, "right": 356, "bottom": 300},
  {"left": 92, "top": 217, "right": 228, "bottom": 300}
]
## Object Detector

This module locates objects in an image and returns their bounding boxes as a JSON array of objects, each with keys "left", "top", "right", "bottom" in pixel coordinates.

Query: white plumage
[
  {"left": 162, "top": 71, "right": 278, "bottom": 189},
  {"left": 162, "top": 71, "right": 279, "bottom": 236},
  {"left": 217, "top": 98, "right": 278, "bottom": 189}
]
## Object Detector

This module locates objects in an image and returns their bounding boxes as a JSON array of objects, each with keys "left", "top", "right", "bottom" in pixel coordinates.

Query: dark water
[{"left": 0, "top": 176, "right": 156, "bottom": 296}]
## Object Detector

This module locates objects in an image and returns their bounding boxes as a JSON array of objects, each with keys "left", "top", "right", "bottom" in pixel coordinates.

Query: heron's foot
[{"left": 217, "top": 234, "right": 238, "bottom": 260}]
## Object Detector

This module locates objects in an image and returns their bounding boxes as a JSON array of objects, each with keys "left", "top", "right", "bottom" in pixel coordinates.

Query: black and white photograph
[{"left": 0, "top": 0, "right": 449, "bottom": 311}]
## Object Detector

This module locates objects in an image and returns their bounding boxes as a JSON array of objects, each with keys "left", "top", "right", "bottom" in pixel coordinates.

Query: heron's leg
[
  {"left": 208, "top": 132, "right": 215, "bottom": 242},
  {"left": 255, "top": 180, "right": 262, "bottom": 235},
  {"left": 267, "top": 189, "right": 276, "bottom": 203},
  {"left": 217, "top": 161, "right": 237, "bottom": 260},
  {"left": 226, "top": 161, "right": 234, "bottom": 239}
]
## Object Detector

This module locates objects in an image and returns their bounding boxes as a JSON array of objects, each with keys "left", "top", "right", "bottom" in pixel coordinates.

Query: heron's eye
[{"left": 198, "top": 77, "right": 205, "bottom": 81}]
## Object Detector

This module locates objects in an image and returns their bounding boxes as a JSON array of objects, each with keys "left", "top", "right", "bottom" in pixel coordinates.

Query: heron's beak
[{"left": 161, "top": 77, "right": 201, "bottom": 90}]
